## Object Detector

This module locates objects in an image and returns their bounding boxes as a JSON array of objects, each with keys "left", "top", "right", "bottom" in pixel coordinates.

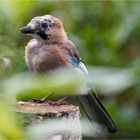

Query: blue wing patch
[
  {"left": 69, "top": 57, "right": 88, "bottom": 75},
  {"left": 70, "top": 57, "right": 80, "bottom": 67}
]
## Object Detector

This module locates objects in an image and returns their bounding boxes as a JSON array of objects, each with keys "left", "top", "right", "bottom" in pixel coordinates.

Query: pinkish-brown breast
[{"left": 25, "top": 39, "right": 81, "bottom": 73}]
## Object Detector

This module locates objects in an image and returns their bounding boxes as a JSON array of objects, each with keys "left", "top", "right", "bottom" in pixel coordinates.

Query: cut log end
[
  {"left": 16, "top": 101, "right": 78, "bottom": 113},
  {"left": 16, "top": 101, "right": 82, "bottom": 140}
]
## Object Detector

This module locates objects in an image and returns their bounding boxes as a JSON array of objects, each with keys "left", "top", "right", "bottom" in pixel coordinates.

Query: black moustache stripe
[{"left": 37, "top": 31, "right": 47, "bottom": 39}]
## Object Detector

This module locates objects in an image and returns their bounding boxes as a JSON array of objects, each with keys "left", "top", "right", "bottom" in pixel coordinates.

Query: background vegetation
[{"left": 0, "top": 0, "right": 140, "bottom": 139}]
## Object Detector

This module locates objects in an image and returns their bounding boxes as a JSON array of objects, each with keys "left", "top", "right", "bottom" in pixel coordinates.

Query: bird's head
[{"left": 19, "top": 15, "right": 68, "bottom": 44}]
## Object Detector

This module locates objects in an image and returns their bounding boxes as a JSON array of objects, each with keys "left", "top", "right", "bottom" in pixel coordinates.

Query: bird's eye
[{"left": 41, "top": 23, "right": 49, "bottom": 28}]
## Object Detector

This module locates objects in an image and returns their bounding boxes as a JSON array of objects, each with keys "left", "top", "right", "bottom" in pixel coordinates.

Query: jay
[{"left": 20, "top": 15, "right": 118, "bottom": 133}]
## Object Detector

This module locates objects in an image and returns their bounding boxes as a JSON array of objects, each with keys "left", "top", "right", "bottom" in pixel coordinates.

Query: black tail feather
[{"left": 77, "top": 89, "right": 118, "bottom": 133}]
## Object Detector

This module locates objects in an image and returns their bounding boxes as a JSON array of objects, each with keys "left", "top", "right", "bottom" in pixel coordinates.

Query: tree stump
[{"left": 16, "top": 101, "right": 82, "bottom": 140}]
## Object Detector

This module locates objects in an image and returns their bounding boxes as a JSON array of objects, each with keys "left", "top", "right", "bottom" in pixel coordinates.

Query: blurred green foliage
[
  {"left": 0, "top": 0, "right": 140, "bottom": 139},
  {"left": 0, "top": 99, "right": 26, "bottom": 140}
]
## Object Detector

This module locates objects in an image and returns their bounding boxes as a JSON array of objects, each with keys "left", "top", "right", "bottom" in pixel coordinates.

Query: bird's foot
[
  {"left": 30, "top": 97, "right": 49, "bottom": 103},
  {"left": 48, "top": 97, "right": 68, "bottom": 106},
  {"left": 30, "top": 96, "right": 68, "bottom": 106}
]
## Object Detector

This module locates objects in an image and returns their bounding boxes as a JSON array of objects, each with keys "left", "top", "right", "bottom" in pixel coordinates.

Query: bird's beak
[{"left": 19, "top": 26, "right": 35, "bottom": 34}]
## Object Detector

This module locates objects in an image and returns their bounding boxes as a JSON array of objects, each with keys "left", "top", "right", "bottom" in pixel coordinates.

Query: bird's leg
[
  {"left": 30, "top": 96, "right": 49, "bottom": 103},
  {"left": 30, "top": 96, "right": 68, "bottom": 105}
]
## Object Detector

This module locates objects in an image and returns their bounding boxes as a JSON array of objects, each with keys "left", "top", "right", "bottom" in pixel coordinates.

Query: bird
[{"left": 19, "top": 14, "right": 118, "bottom": 133}]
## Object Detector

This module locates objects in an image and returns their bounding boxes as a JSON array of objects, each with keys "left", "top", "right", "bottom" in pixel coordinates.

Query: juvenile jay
[{"left": 20, "top": 15, "right": 118, "bottom": 133}]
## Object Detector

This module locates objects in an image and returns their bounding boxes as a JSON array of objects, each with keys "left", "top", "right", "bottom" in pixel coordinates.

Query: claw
[{"left": 30, "top": 96, "right": 68, "bottom": 106}]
